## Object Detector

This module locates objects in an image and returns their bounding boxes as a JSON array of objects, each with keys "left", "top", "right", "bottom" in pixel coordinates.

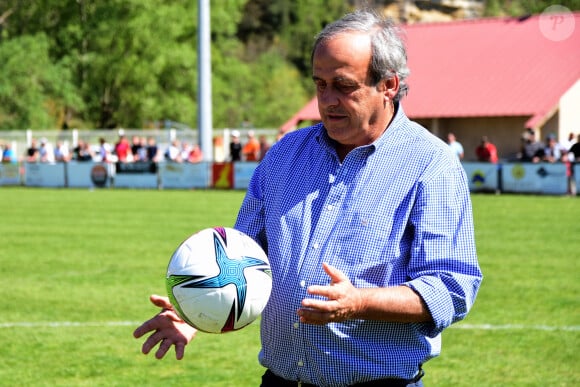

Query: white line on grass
[
  {"left": 452, "top": 323, "right": 580, "bottom": 332},
  {"left": 0, "top": 321, "right": 141, "bottom": 328},
  {"left": 0, "top": 321, "right": 578, "bottom": 331}
]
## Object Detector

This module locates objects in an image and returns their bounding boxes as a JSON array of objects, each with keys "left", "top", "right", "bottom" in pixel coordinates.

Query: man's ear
[{"left": 383, "top": 76, "right": 399, "bottom": 101}]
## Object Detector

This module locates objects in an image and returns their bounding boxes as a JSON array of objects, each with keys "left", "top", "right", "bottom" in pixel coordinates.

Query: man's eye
[
  {"left": 315, "top": 82, "right": 326, "bottom": 92},
  {"left": 337, "top": 84, "right": 356, "bottom": 93}
]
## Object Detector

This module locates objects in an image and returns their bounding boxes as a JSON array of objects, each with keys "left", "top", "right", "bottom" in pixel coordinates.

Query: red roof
[{"left": 280, "top": 12, "right": 580, "bottom": 132}]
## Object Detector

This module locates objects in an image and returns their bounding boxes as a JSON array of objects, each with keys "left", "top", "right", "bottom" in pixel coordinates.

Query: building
[{"left": 280, "top": 12, "right": 580, "bottom": 161}]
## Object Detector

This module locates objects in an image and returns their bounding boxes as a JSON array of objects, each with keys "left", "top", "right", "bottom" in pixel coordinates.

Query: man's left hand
[{"left": 298, "top": 262, "right": 364, "bottom": 324}]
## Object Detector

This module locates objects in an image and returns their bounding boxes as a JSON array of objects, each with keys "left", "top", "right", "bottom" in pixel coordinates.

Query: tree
[
  {"left": 0, "top": 33, "right": 82, "bottom": 129},
  {"left": 484, "top": 0, "right": 580, "bottom": 16},
  {"left": 0, "top": 0, "right": 351, "bottom": 130}
]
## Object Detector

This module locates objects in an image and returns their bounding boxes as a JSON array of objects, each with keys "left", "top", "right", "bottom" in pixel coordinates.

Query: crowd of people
[
  {"left": 1, "top": 130, "right": 277, "bottom": 165},
  {"left": 1, "top": 134, "right": 164, "bottom": 164},
  {"left": 517, "top": 129, "right": 579, "bottom": 164},
  {"left": 443, "top": 129, "right": 579, "bottom": 164},
  {"left": 229, "top": 130, "right": 271, "bottom": 162}
]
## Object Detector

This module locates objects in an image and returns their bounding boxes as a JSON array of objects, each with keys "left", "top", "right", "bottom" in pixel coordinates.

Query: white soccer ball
[{"left": 166, "top": 227, "right": 272, "bottom": 333}]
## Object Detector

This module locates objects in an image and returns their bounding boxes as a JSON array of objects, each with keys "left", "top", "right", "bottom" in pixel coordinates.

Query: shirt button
[
  {"left": 293, "top": 322, "right": 299, "bottom": 329},
  {"left": 313, "top": 242, "right": 319, "bottom": 249},
  {"left": 326, "top": 204, "right": 333, "bottom": 211},
  {"left": 300, "top": 280, "right": 306, "bottom": 288},
  {"left": 297, "top": 360, "right": 304, "bottom": 367}
]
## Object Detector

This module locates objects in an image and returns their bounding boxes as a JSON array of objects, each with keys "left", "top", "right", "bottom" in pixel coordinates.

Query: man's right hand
[{"left": 133, "top": 294, "right": 197, "bottom": 360}]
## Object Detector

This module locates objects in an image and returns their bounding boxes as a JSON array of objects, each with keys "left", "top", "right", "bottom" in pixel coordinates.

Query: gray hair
[{"left": 312, "top": 9, "right": 410, "bottom": 102}]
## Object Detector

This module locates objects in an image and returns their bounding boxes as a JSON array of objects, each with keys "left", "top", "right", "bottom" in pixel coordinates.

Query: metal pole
[{"left": 198, "top": 0, "right": 213, "bottom": 161}]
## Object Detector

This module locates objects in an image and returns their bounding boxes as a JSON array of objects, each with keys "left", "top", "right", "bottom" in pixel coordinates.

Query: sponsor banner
[
  {"left": 233, "top": 162, "right": 258, "bottom": 190},
  {"left": 24, "top": 162, "right": 66, "bottom": 187},
  {"left": 0, "top": 163, "right": 21, "bottom": 186},
  {"left": 67, "top": 162, "right": 111, "bottom": 188},
  {"left": 462, "top": 162, "right": 499, "bottom": 192},
  {"left": 113, "top": 161, "right": 158, "bottom": 188},
  {"left": 160, "top": 162, "right": 211, "bottom": 189},
  {"left": 501, "top": 162, "right": 567, "bottom": 195},
  {"left": 212, "top": 162, "right": 233, "bottom": 189},
  {"left": 115, "top": 161, "right": 157, "bottom": 174}
]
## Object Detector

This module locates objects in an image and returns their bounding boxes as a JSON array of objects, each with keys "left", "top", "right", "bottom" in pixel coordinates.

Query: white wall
[{"left": 559, "top": 79, "right": 580, "bottom": 140}]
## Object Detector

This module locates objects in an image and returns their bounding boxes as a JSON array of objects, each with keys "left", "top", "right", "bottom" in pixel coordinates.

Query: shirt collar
[{"left": 315, "top": 102, "right": 407, "bottom": 157}]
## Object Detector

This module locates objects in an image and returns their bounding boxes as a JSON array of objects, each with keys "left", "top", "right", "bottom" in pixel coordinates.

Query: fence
[{"left": 0, "top": 160, "right": 578, "bottom": 195}]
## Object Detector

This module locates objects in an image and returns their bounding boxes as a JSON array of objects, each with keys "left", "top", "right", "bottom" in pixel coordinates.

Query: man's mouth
[{"left": 325, "top": 112, "right": 347, "bottom": 121}]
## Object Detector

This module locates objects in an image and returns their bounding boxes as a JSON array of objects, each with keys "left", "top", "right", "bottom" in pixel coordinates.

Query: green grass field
[{"left": 0, "top": 187, "right": 578, "bottom": 386}]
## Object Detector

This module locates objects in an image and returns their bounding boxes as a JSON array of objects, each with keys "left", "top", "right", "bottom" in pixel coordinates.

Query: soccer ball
[{"left": 166, "top": 227, "right": 272, "bottom": 333}]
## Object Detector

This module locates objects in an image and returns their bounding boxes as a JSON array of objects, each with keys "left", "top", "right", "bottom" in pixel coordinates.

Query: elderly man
[{"left": 135, "top": 9, "right": 482, "bottom": 387}]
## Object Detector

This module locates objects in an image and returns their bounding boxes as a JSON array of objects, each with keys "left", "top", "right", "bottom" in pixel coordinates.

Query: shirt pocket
[{"left": 332, "top": 210, "right": 391, "bottom": 266}]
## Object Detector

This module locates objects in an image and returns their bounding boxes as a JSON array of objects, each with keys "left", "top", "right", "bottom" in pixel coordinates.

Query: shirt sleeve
[
  {"left": 405, "top": 165, "right": 482, "bottom": 337},
  {"left": 234, "top": 161, "right": 268, "bottom": 253}
]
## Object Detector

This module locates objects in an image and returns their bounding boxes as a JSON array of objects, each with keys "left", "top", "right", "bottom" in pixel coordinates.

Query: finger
[
  {"left": 141, "top": 330, "right": 165, "bottom": 355},
  {"left": 150, "top": 294, "right": 172, "bottom": 309},
  {"left": 133, "top": 317, "right": 159, "bottom": 338},
  {"left": 174, "top": 342, "right": 186, "bottom": 360},
  {"left": 298, "top": 307, "right": 331, "bottom": 325},
  {"left": 155, "top": 338, "right": 173, "bottom": 359},
  {"left": 322, "top": 262, "right": 347, "bottom": 283},
  {"left": 302, "top": 297, "right": 337, "bottom": 312}
]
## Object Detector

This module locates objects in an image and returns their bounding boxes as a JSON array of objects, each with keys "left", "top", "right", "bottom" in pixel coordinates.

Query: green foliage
[
  {"left": 0, "top": 0, "right": 318, "bottom": 128},
  {"left": 4, "top": 0, "right": 578, "bottom": 130},
  {"left": 484, "top": 0, "right": 580, "bottom": 16},
  {"left": 0, "top": 33, "right": 82, "bottom": 129},
  {"left": 79, "top": 1, "right": 200, "bottom": 128},
  {"left": 237, "top": 0, "right": 350, "bottom": 88}
]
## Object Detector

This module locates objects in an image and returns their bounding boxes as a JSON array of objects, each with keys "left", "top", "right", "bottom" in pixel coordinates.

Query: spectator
[
  {"left": 131, "top": 136, "right": 145, "bottom": 162},
  {"left": 179, "top": 141, "right": 192, "bottom": 162},
  {"left": 229, "top": 130, "right": 242, "bottom": 162},
  {"left": 97, "top": 137, "right": 113, "bottom": 162},
  {"left": 543, "top": 134, "right": 564, "bottom": 163},
  {"left": 114, "top": 133, "right": 132, "bottom": 162},
  {"left": 39, "top": 138, "right": 55, "bottom": 163},
  {"left": 242, "top": 130, "right": 260, "bottom": 161},
  {"left": 188, "top": 144, "right": 203, "bottom": 163},
  {"left": 213, "top": 136, "right": 225, "bottom": 162},
  {"left": 569, "top": 134, "right": 580, "bottom": 161},
  {"left": 475, "top": 136, "right": 498, "bottom": 163},
  {"left": 72, "top": 140, "right": 94, "bottom": 162},
  {"left": 54, "top": 141, "right": 70, "bottom": 162},
  {"left": 447, "top": 132, "right": 464, "bottom": 159},
  {"left": 134, "top": 9, "right": 482, "bottom": 386},
  {"left": 26, "top": 139, "right": 40, "bottom": 162},
  {"left": 146, "top": 137, "right": 159, "bottom": 162},
  {"left": 562, "top": 132, "right": 576, "bottom": 151},
  {"left": 2, "top": 143, "right": 16, "bottom": 163},
  {"left": 519, "top": 129, "right": 544, "bottom": 163},
  {"left": 165, "top": 140, "right": 182, "bottom": 162}
]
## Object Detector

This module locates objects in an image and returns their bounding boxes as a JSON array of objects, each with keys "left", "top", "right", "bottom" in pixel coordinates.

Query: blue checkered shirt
[{"left": 234, "top": 105, "right": 482, "bottom": 386}]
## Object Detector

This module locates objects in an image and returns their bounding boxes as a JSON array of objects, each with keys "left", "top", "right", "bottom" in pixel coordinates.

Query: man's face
[{"left": 312, "top": 32, "right": 396, "bottom": 152}]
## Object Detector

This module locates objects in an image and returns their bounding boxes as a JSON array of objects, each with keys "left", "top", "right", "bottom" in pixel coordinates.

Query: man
[
  {"left": 134, "top": 9, "right": 482, "bottom": 386},
  {"left": 230, "top": 130, "right": 242, "bottom": 161},
  {"left": 447, "top": 132, "right": 464, "bottom": 159},
  {"left": 242, "top": 130, "right": 261, "bottom": 161},
  {"left": 519, "top": 129, "right": 544, "bottom": 163},
  {"left": 570, "top": 133, "right": 580, "bottom": 161},
  {"left": 475, "top": 136, "right": 498, "bottom": 163}
]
